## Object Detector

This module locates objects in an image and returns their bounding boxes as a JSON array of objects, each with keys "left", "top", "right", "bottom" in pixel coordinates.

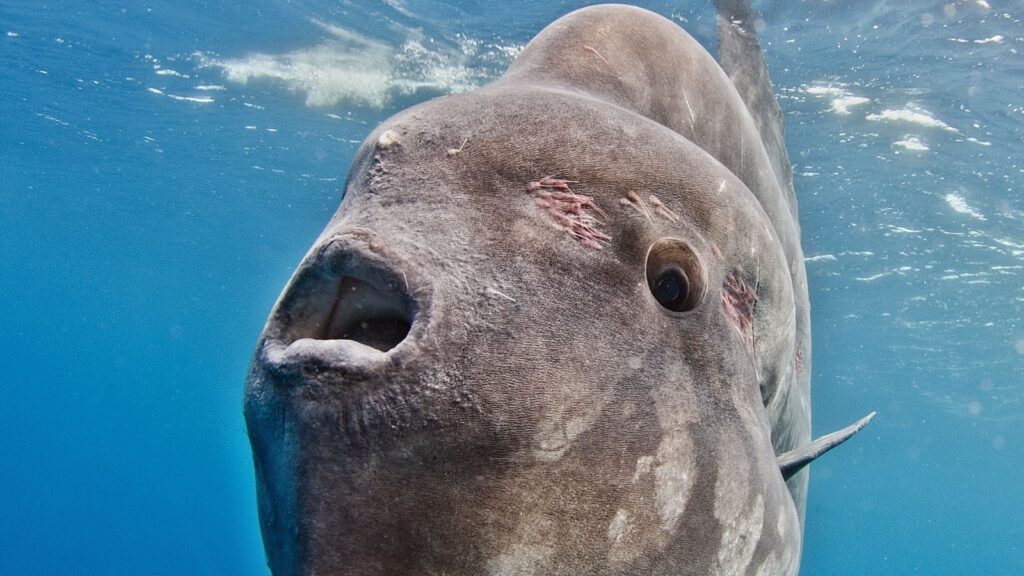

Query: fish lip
[
  {"left": 259, "top": 337, "right": 393, "bottom": 381},
  {"left": 255, "top": 230, "right": 431, "bottom": 387}
]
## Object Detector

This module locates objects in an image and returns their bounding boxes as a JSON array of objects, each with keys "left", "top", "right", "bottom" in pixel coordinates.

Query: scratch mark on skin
[
  {"left": 753, "top": 255, "right": 761, "bottom": 353},
  {"left": 620, "top": 190, "right": 653, "bottom": 222},
  {"left": 527, "top": 177, "right": 610, "bottom": 249},
  {"left": 485, "top": 286, "right": 516, "bottom": 303},
  {"left": 446, "top": 137, "right": 468, "bottom": 157},
  {"left": 649, "top": 194, "right": 680, "bottom": 223},
  {"left": 711, "top": 242, "right": 723, "bottom": 259},
  {"left": 723, "top": 269, "right": 758, "bottom": 351},
  {"left": 792, "top": 343, "right": 803, "bottom": 378},
  {"left": 583, "top": 45, "right": 612, "bottom": 69},
  {"left": 681, "top": 90, "right": 698, "bottom": 138},
  {"left": 739, "top": 130, "right": 745, "bottom": 174}
]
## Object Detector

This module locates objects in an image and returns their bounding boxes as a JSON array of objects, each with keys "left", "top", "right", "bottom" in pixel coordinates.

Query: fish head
[{"left": 245, "top": 86, "right": 803, "bottom": 575}]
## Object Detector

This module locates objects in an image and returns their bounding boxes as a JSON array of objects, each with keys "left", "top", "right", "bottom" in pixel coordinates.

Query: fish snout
[{"left": 257, "top": 233, "right": 427, "bottom": 382}]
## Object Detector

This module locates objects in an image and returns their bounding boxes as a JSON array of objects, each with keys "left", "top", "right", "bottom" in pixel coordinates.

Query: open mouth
[
  {"left": 323, "top": 276, "right": 412, "bottom": 352},
  {"left": 259, "top": 237, "right": 420, "bottom": 376}
]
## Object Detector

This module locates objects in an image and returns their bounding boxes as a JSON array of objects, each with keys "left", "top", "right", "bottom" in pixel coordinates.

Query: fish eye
[
  {"left": 653, "top": 265, "right": 690, "bottom": 307},
  {"left": 645, "top": 238, "right": 705, "bottom": 312}
]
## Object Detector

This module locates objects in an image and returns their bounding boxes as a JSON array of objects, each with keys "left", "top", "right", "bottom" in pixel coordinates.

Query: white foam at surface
[
  {"left": 6, "top": 31, "right": 18, "bottom": 37},
  {"left": 202, "top": 21, "right": 519, "bottom": 109},
  {"left": 147, "top": 85, "right": 214, "bottom": 104},
  {"left": 166, "top": 94, "right": 214, "bottom": 103},
  {"left": 966, "top": 137, "right": 992, "bottom": 146},
  {"left": 893, "top": 136, "right": 929, "bottom": 151},
  {"left": 866, "top": 104, "right": 958, "bottom": 132},
  {"left": 803, "top": 83, "right": 870, "bottom": 116},
  {"left": 945, "top": 192, "right": 987, "bottom": 221},
  {"left": 208, "top": 26, "right": 394, "bottom": 108},
  {"left": 195, "top": 84, "right": 226, "bottom": 91},
  {"left": 156, "top": 68, "right": 189, "bottom": 78},
  {"left": 491, "top": 43, "right": 525, "bottom": 60},
  {"left": 974, "top": 35, "right": 1004, "bottom": 44},
  {"left": 35, "top": 113, "right": 70, "bottom": 126},
  {"left": 804, "top": 85, "right": 847, "bottom": 97},
  {"left": 804, "top": 254, "right": 837, "bottom": 263},
  {"left": 831, "top": 96, "right": 869, "bottom": 115},
  {"left": 993, "top": 237, "right": 1024, "bottom": 250},
  {"left": 381, "top": 0, "right": 416, "bottom": 18},
  {"left": 856, "top": 273, "right": 888, "bottom": 282}
]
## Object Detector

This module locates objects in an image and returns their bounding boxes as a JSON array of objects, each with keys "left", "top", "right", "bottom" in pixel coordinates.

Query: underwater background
[{"left": 1, "top": 0, "right": 1021, "bottom": 574}]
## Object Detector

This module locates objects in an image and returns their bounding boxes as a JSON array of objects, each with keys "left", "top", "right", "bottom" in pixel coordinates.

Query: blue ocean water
[{"left": 1, "top": 0, "right": 1020, "bottom": 574}]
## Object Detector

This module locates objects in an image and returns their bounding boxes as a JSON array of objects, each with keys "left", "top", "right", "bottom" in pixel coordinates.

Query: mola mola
[{"left": 245, "top": 3, "right": 873, "bottom": 575}]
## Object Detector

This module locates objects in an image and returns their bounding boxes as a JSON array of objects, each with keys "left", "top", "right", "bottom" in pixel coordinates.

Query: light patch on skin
[
  {"left": 713, "top": 493, "right": 765, "bottom": 576},
  {"left": 486, "top": 544, "right": 554, "bottom": 576},
  {"left": 754, "top": 551, "right": 780, "bottom": 576},
  {"left": 772, "top": 506, "right": 799, "bottom": 576},
  {"left": 632, "top": 455, "right": 654, "bottom": 483},
  {"left": 654, "top": 433, "right": 695, "bottom": 532},
  {"left": 532, "top": 411, "right": 593, "bottom": 461},
  {"left": 775, "top": 540, "right": 797, "bottom": 576},
  {"left": 489, "top": 510, "right": 557, "bottom": 576},
  {"left": 607, "top": 508, "right": 642, "bottom": 564},
  {"left": 607, "top": 509, "right": 632, "bottom": 545},
  {"left": 711, "top": 435, "right": 765, "bottom": 576},
  {"left": 376, "top": 129, "right": 401, "bottom": 150},
  {"left": 652, "top": 383, "right": 698, "bottom": 533}
]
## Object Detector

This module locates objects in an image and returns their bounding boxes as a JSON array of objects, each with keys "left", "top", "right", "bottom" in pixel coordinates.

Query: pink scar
[
  {"left": 722, "top": 269, "right": 758, "bottom": 349},
  {"left": 527, "top": 177, "right": 610, "bottom": 249}
]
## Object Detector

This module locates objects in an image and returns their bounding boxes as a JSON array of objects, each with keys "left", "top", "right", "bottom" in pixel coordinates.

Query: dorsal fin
[
  {"left": 714, "top": 0, "right": 798, "bottom": 224},
  {"left": 777, "top": 412, "right": 876, "bottom": 480}
]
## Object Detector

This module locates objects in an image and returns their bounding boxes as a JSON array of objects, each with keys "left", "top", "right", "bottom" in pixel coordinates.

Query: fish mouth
[{"left": 258, "top": 233, "right": 425, "bottom": 381}]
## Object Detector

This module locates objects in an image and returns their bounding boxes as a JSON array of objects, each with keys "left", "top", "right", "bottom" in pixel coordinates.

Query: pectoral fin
[{"left": 777, "top": 412, "right": 876, "bottom": 480}]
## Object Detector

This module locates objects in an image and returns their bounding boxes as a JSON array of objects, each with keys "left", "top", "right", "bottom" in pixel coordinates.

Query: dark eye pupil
[{"left": 654, "top": 268, "right": 689, "bottom": 308}]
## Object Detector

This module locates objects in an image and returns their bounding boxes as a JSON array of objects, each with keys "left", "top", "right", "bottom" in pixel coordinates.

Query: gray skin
[{"left": 245, "top": 4, "right": 867, "bottom": 575}]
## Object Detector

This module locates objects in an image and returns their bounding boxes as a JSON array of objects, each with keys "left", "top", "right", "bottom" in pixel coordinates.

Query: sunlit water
[{"left": 1, "top": 1, "right": 1021, "bottom": 574}]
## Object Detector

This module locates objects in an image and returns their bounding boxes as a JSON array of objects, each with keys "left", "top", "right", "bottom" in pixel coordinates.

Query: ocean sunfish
[{"left": 245, "top": 3, "right": 872, "bottom": 575}]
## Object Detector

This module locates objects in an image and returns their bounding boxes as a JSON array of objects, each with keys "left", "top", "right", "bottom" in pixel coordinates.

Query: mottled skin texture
[{"left": 246, "top": 4, "right": 811, "bottom": 575}]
